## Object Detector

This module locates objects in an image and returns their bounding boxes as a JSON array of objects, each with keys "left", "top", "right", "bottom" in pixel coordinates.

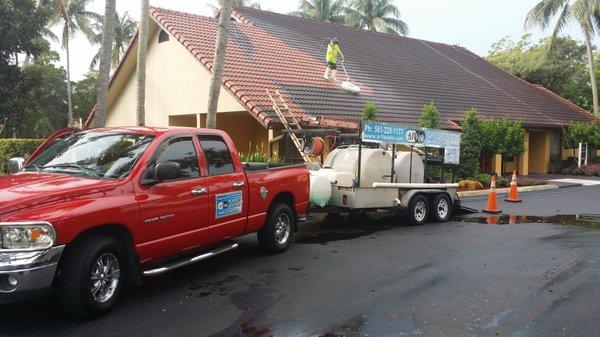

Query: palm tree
[
  {"left": 206, "top": 0, "right": 233, "bottom": 129},
  {"left": 344, "top": 0, "right": 408, "bottom": 35},
  {"left": 290, "top": 0, "right": 346, "bottom": 23},
  {"left": 94, "top": 0, "right": 116, "bottom": 128},
  {"left": 137, "top": 0, "right": 149, "bottom": 126},
  {"left": 526, "top": 0, "right": 600, "bottom": 116},
  {"left": 90, "top": 12, "right": 137, "bottom": 69},
  {"left": 208, "top": 0, "right": 260, "bottom": 13},
  {"left": 46, "top": 0, "right": 100, "bottom": 127}
]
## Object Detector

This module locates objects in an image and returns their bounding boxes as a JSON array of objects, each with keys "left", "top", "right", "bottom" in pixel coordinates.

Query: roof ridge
[{"left": 229, "top": 6, "right": 469, "bottom": 52}]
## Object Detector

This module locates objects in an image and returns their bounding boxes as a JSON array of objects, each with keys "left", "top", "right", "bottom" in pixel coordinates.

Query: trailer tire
[
  {"left": 430, "top": 194, "right": 452, "bottom": 222},
  {"left": 407, "top": 194, "right": 429, "bottom": 226},
  {"left": 258, "top": 203, "right": 295, "bottom": 254},
  {"left": 57, "top": 236, "right": 125, "bottom": 318}
]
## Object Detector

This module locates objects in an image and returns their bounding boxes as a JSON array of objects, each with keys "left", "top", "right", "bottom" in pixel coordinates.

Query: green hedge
[{"left": 0, "top": 139, "right": 45, "bottom": 174}]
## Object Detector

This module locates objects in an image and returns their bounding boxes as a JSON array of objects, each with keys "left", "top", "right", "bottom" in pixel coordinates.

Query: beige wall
[
  {"left": 167, "top": 112, "right": 269, "bottom": 155},
  {"left": 106, "top": 21, "right": 246, "bottom": 127},
  {"left": 528, "top": 131, "right": 551, "bottom": 174}
]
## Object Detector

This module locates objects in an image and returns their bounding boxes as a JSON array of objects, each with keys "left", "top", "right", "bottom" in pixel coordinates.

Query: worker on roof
[{"left": 323, "top": 38, "right": 344, "bottom": 81}]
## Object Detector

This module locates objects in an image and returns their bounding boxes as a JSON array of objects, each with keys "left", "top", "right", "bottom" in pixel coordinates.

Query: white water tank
[
  {"left": 393, "top": 151, "right": 424, "bottom": 183},
  {"left": 309, "top": 171, "right": 332, "bottom": 207},
  {"left": 323, "top": 146, "right": 392, "bottom": 188}
]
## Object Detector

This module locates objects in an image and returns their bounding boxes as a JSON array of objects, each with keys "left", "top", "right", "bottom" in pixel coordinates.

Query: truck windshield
[{"left": 24, "top": 132, "right": 155, "bottom": 179}]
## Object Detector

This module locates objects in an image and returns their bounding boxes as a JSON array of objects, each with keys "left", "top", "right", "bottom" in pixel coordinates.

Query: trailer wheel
[
  {"left": 431, "top": 194, "right": 452, "bottom": 222},
  {"left": 408, "top": 194, "right": 429, "bottom": 226}
]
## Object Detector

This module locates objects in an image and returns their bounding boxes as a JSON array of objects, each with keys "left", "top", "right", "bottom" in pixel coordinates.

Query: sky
[{"left": 50, "top": 0, "right": 587, "bottom": 81}]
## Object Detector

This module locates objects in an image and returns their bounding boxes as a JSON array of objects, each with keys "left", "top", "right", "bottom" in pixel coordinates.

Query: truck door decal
[{"left": 215, "top": 191, "right": 243, "bottom": 218}]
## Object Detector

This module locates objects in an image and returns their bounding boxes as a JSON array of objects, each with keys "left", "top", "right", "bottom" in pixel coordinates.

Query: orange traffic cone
[
  {"left": 483, "top": 175, "right": 502, "bottom": 214},
  {"left": 505, "top": 170, "right": 522, "bottom": 203}
]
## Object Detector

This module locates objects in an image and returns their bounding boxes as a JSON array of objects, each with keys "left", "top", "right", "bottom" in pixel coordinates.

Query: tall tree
[
  {"left": 525, "top": 0, "right": 600, "bottom": 116},
  {"left": 0, "top": 0, "right": 52, "bottom": 135},
  {"left": 206, "top": 0, "right": 233, "bottom": 129},
  {"left": 94, "top": 0, "right": 116, "bottom": 128},
  {"left": 136, "top": 0, "right": 149, "bottom": 126},
  {"left": 487, "top": 35, "right": 591, "bottom": 110},
  {"left": 290, "top": 0, "right": 345, "bottom": 23},
  {"left": 90, "top": 12, "right": 136, "bottom": 69},
  {"left": 345, "top": 0, "right": 408, "bottom": 35},
  {"left": 208, "top": 0, "right": 260, "bottom": 13},
  {"left": 46, "top": 0, "right": 100, "bottom": 127}
]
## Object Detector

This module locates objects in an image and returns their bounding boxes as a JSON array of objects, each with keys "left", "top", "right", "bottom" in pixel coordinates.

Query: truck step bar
[{"left": 143, "top": 241, "right": 239, "bottom": 277}]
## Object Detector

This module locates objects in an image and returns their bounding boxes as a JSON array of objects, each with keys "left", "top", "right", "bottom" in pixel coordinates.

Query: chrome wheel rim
[
  {"left": 90, "top": 253, "right": 120, "bottom": 303},
  {"left": 274, "top": 213, "right": 291, "bottom": 245},
  {"left": 437, "top": 198, "right": 449, "bottom": 219},
  {"left": 414, "top": 201, "right": 427, "bottom": 222}
]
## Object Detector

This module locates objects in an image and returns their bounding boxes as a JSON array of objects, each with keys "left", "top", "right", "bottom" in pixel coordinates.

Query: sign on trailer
[{"left": 362, "top": 122, "right": 461, "bottom": 164}]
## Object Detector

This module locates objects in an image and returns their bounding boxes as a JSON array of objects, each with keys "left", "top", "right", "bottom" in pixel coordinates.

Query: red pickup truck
[{"left": 0, "top": 127, "right": 309, "bottom": 317}]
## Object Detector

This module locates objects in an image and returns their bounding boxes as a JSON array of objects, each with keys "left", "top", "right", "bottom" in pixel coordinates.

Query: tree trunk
[
  {"left": 136, "top": 0, "right": 149, "bottom": 126},
  {"left": 95, "top": 0, "right": 117, "bottom": 128},
  {"left": 65, "top": 29, "right": 74, "bottom": 127},
  {"left": 583, "top": 26, "right": 599, "bottom": 116},
  {"left": 206, "top": 0, "right": 233, "bottom": 129}
]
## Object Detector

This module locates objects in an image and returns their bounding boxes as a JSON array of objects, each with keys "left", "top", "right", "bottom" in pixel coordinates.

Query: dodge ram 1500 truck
[{"left": 0, "top": 127, "right": 309, "bottom": 317}]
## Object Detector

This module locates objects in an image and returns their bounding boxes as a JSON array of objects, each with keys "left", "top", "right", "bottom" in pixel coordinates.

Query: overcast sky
[{"left": 50, "top": 0, "right": 586, "bottom": 81}]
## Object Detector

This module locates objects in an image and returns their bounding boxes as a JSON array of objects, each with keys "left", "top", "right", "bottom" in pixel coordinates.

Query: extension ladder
[{"left": 266, "top": 89, "right": 313, "bottom": 163}]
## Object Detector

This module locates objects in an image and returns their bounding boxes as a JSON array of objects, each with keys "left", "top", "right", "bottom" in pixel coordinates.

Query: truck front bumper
[{"left": 0, "top": 246, "right": 64, "bottom": 303}]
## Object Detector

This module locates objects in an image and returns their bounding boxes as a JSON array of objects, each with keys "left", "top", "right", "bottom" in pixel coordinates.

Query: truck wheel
[
  {"left": 57, "top": 236, "right": 125, "bottom": 318},
  {"left": 407, "top": 194, "right": 429, "bottom": 226},
  {"left": 258, "top": 203, "right": 295, "bottom": 253},
  {"left": 430, "top": 194, "right": 452, "bottom": 222}
]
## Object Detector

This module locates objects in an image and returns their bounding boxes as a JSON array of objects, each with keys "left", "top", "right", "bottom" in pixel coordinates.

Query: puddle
[{"left": 453, "top": 214, "right": 600, "bottom": 228}]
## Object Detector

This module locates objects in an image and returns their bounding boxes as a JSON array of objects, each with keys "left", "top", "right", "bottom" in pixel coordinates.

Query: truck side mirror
[
  {"left": 7, "top": 157, "right": 25, "bottom": 173},
  {"left": 141, "top": 161, "right": 181, "bottom": 185}
]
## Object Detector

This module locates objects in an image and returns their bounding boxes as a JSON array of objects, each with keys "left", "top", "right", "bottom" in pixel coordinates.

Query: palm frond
[{"left": 525, "top": 0, "right": 568, "bottom": 29}]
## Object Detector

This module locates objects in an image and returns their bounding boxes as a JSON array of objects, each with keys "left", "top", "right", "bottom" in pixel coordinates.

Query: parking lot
[{"left": 2, "top": 186, "right": 600, "bottom": 337}]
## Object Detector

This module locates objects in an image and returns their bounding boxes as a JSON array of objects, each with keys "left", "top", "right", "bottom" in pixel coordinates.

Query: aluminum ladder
[{"left": 266, "top": 89, "right": 313, "bottom": 163}]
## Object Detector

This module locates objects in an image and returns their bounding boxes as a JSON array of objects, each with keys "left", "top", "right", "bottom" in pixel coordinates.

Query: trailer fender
[{"left": 398, "top": 189, "right": 451, "bottom": 209}]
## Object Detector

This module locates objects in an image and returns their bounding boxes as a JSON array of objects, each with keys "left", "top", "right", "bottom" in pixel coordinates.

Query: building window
[{"left": 158, "top": 29, "right": 169, "bottom": 43}]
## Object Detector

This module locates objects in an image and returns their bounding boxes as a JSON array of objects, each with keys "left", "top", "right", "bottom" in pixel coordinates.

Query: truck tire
[
  {"left": 57, "top": 236, "right": 125, "bottom": 318},
  {"left": 407, "top": 194, "right": 429, "bottom": 226},
  {"left": 430, "top": 194, "right": 452, "bottom": 222},
  {"left": 258, "top": 203, "right": 295, "bottom": 253}
]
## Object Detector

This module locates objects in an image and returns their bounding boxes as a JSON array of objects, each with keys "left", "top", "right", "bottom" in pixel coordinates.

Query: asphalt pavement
[{"left": 1, "top": 186, "right": 600, "bottom": 337}]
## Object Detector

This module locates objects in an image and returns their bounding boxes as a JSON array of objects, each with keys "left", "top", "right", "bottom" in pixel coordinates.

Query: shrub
[
  {"left": 361, "top": 102, "right": 378, "bottom": 121},
  {"left": 239, "top": 146, "right": 281, "bottom": 163},
  {"left": 457, "top": 179, "right": 484, "bottom": 191},
  {"left": 418, "top": 101, "right": 439, "bottom": 128},
  {"left": 0, "top": 138, "right": 45, "bottom": 174},
  {"left": 457, "top": 108, "right": 482, "bottom": 178}
]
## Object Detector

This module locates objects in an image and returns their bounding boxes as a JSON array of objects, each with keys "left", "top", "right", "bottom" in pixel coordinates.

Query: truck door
[
  {"left": 136, "top": 135, "right": 210, "bottom": 260},
  {"left": 197, "top": 134, "right": 248, "bottom": 244}
]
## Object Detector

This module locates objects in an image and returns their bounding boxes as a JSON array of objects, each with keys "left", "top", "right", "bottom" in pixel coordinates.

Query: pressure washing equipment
[{"left": 339, "top": 60, "right": 361, "bottom": 95}]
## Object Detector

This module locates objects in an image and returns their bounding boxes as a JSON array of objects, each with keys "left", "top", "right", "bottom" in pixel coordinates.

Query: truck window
[
  {"left": 156, "top": 137, "right": 200, "bottom": 179},
  {"left": 198, "top": 135, "right": 235, "bottom": 175}
]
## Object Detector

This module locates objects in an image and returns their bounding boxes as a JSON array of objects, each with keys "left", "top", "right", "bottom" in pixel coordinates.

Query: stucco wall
[
  {"left": 106, "top": 22, "right": 246, "bottom": 127},
  {"left": 528, "top": 131, "right": 551, "bottom": 174}
]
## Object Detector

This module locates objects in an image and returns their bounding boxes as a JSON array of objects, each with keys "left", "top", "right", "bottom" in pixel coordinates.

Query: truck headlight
[{"left": 1, "top": 222, "right": 55, "bottom": 250}]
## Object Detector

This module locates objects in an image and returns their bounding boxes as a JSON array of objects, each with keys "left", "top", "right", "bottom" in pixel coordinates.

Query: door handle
[
  {"left": 233, "top": 181, "right": 245, "bottom": 188},
  {"left": 191, "top": 187, "right": 207, "bottom": 196}
]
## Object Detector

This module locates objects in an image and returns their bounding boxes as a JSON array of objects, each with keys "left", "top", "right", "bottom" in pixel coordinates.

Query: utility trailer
[{"left": 307, "top": 121, "right": 463, "bottom": 225}]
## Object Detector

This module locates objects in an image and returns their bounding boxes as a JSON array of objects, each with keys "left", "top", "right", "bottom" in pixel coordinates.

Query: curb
[{"left": 457, "top": 184, "right": 559, "bottom": 198}]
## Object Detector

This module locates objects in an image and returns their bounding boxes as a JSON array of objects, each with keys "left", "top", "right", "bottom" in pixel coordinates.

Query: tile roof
[{"left": 148, "top": 6, "right": 598, "bottom": 130}]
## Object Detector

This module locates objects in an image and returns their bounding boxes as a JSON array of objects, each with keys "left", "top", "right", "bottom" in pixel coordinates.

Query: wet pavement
[{"left": 1, "top": 186, "right": 600, "bottom": 337}]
